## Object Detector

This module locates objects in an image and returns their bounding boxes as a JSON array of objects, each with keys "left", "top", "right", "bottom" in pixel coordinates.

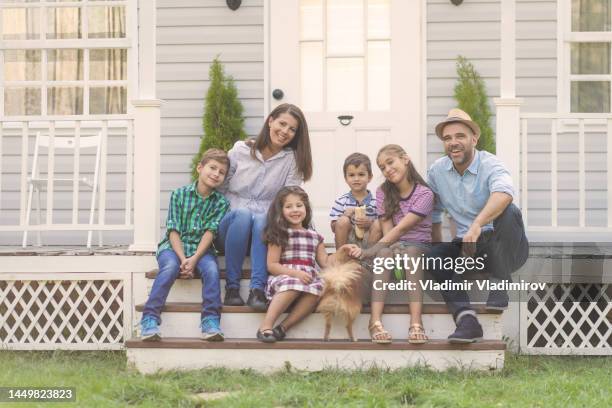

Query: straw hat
[{"left": 435, "top": 108, "right": 481, "bottom": 139}]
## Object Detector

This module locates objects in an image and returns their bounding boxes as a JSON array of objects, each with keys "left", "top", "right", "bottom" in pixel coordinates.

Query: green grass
[{"left": 0, "top": 351, "right": 610, "bottom": 407}]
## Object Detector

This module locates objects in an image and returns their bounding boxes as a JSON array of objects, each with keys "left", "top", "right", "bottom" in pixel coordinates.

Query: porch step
[
  {"left": 144, "top": 270, "right": 493, "bottom": 304},
  {"left": 144, "top": 268, "right": 491, "bottom": 281},
  {"left": 134, "top": 303, "right": 503, "bottom": 340},
  {"left": 126, "top": 338, "right": 506, "bottom": 373}
]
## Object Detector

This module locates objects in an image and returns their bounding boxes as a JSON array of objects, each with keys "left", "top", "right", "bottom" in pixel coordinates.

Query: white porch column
[
  {"left": 494, "top": 0, "right": 522, "bottom": 200},
  {"left": 129, "top": 0, "right": 162, "bottom": 251}
]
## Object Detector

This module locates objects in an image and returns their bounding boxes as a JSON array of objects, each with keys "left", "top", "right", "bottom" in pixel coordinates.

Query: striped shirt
[
  {"left": 376, "top": 184, "right": 433, "bottom": 243},
  {"left": 157, "top": 182, "right": 230, "bottom": 257},
  {"left": 329, "top": 190, "right": 377, "bottom": 222}
]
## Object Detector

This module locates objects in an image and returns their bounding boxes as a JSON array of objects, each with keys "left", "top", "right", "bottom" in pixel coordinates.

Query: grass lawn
[{"left": 0, "top": 351, "right": 610, "bottom": 407}]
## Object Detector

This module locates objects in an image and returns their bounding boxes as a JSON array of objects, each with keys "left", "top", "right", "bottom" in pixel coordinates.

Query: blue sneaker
[
  {"left": 201, "top": 316, "right": 224, "bottom": 342},
  {"left": 140, "top": 316, "right": 161, "bottom": 341}
]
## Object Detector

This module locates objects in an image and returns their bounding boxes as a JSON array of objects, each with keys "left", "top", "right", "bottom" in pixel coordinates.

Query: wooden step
[
  {"left": 126, "top": 338, "right": 506, "bottom": 350},
  {"left": 145, "top": 269, "right": 250, "bottom": 280},
  {"left": 133, "top": 303, "right": 503, "bottom": 340},
  {"left": 144, "top": 274, "right": 496, "bottom": 305},
  {"left": 126, "top": 338, "right": 506, "bottom": 373},
  {"left": 135, "top": 302, "right": 501, "bottom": 315},
  {"left": 144, "top": 268, "right": 491, "bottom": 281},
  {"left": 146, "top": 278, "right": 463, "bottom": 304}
]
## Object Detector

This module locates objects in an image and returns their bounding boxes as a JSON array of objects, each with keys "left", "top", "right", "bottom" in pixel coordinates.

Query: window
[
  {"left": 0, "top": 0, "right": 130, "bottom": 116},
  {"left": 565, "top": 0, "right": 612, "bottom": 113}
]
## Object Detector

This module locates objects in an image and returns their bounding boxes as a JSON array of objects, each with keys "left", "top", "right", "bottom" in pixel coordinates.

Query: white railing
[
  {"left": 519, "top": 113, "right": 612, "bottom": 237},
  {"left": 0, "top": 116, "right": 134, "bottom": 246}
]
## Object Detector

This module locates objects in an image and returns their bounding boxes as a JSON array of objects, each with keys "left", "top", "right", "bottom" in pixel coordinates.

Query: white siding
[
  {"left": 0, "top": 1, "right": 264, "bottom": 246},
  {"left": 426, "top": 0, "right": 607, "bottom": 229},
  {"left": 156, "top": 0, "right": 265, "bottom": 227}
]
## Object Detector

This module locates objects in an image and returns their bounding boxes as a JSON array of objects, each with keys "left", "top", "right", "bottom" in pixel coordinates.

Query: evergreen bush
[
  {"left": 454, "top": 56, "right": 495, "bottom": 153},
  {"left": 191, "top": 57, "right": 246, "bottom": 180}
]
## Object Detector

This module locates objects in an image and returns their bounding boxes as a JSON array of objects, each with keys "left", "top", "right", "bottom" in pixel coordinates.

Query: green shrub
[
  {"left": 454, "top": 56, "right": 495, "bottom": 153},
  {"left": 191, "top": 57, "right": 247, "bottom": 180}
]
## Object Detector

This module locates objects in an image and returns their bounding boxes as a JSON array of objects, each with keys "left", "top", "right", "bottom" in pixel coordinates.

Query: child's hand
[
  {"left": 354, "top": 216, "right": 372, "bottom": 230},
  {"left": 293, "top": 270, "right": 313, "bottom": 285},
  {"left": 180, "top": 257, "right": 196, "bottom": 279},
  {"left": 341, "top": 244, "right": 362, "bottom": 259},
  {"left": 343, "top": 207, "right": 356, "bottom": 218},
  {"left": 349, "top": 246, "right": 362, "bottom": 259}
]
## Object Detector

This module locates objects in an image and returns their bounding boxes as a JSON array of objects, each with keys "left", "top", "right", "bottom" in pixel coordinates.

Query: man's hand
[{"left": 462, "top": 224, "right": 481, "bottom": 257}]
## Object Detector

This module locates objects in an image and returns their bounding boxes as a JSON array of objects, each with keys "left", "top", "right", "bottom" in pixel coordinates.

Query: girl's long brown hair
[
  {"left": 377, "top": 144, "right": 429, "bottom": 220},
  {"left": 252, "top": 103, "right": 313, "bottom": 181},
  {"left": 263, "top": 186, "right": 313, "bottom": 248}
]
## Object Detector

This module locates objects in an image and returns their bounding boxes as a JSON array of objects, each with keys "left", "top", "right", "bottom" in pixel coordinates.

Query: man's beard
[{"left": 448, "top": 147, "right": 473, "bottom": 167}]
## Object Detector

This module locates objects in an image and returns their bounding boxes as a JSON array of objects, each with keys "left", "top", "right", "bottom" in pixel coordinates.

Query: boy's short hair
[
  {"left": 343, "top": 152, "right": 372, "bottom": 176},
  {"left": 199, "top": 148, "right": 230, "bottom": 170}
]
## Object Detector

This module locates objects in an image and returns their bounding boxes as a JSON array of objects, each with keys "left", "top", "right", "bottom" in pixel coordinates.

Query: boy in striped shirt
[
  {"left": 330, "top": 153, "right": 380, "bottom": 249},
  {"left": 140, "top": 149, "right": 230, "bottom": 342}
]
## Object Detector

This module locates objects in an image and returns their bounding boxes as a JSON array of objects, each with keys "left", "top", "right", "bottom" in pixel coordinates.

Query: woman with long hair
[{"left": 216, "top": 104, "right": 313, "bottom": 311}]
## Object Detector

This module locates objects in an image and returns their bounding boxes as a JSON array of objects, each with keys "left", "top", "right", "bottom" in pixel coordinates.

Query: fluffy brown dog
[{"left": 317, "top": 256, "right": 363, "bottom": 342}]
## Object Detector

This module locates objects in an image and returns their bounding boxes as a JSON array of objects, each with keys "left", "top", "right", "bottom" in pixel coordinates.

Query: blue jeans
[
  {"left": 426, "top": 204, "right": 528, "bottom": 320},
  {"left": 215, "top": 208, "right": 267, "bottom": 291},
  {"left": 142, "top": 249, "right": 221, "bottom": 323}
]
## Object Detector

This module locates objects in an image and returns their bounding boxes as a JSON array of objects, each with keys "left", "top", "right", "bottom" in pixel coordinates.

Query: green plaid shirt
[{"left": 157, "top": 182, "right": 230, "bottom": 257}]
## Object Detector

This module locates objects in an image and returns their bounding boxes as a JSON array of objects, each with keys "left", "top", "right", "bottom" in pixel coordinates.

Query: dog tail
[{"left": 319, "top": 261, "right": 362, "bottom": 293}]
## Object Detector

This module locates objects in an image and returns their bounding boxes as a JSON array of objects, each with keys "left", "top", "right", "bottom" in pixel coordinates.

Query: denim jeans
[
  {"left": 142, "top": 249, "right": 221, "bottom": 323},
  {"left": 426, "top": 204, "right": 529, "bottom": 320},
  {"left": 215, "top": 208, "right": 267, "bottom": 291}
]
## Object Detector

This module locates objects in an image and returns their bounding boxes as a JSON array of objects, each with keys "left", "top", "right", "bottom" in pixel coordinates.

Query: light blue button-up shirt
[{"left": 427, "top": 150, "right": 515, "bottom": 238}]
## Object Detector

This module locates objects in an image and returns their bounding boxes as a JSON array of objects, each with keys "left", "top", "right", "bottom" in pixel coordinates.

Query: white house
[{"left": 0, "top": 0, "right": 610, "bottom": 369}]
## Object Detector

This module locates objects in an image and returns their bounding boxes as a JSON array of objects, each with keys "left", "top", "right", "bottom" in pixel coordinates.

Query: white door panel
[{"left": 269, "top": 0, "right": 423, "bottom": 243}]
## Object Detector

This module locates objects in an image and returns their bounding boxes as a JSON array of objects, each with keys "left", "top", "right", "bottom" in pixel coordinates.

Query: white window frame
[
  {"left": 0, "top": 0, "right": 137, "bottom": 118},
  {"left": 558, "top": 0, "right": 612, "bottom": 115}
]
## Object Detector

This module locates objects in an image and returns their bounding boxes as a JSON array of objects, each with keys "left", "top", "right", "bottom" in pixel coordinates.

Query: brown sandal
[
  {"left": 408, "top": 323, "right": 429, "bottom": 344},
  {"left": 368, "top": 320, "right": 392, "bottom": 344}
]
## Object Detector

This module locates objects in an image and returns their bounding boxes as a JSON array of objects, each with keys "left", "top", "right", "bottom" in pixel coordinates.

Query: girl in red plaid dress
[{"left": 257, "top": 186, "right": 361, "bottom": 342}]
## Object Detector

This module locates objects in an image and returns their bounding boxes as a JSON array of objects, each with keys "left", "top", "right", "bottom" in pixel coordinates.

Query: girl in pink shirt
[{"left": 368, "top": 144, "right": 434, "bottom": 344}]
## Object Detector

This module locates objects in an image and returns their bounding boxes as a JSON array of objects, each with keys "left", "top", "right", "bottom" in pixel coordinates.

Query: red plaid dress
[{"left": 265, "top": 228, "right": 324, "bottom": 300}]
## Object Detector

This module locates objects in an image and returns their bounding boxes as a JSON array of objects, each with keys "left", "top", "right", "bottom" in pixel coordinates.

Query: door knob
[
  {"left": 272, "top": 89, "right": 284, "bottom": 100},
  {"left": 337, "top": 115, "right": 354, "bottom": 126}
]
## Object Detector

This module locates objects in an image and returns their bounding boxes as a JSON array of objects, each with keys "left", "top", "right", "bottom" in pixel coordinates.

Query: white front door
[{"left": 268, "top": 0, "right": 424, "bottom": 242}]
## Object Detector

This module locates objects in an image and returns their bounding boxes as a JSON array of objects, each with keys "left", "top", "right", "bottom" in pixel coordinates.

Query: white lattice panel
[
  {"left": 521, "top": 284, "right": 612, "bottom": 355},
  {"left": 0, "top": 275, "right": 131, "bottom": 350}
]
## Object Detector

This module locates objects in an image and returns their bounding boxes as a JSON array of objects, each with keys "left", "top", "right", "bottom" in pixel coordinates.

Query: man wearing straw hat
[{"left": 426, "top": 108, "right": 529, "bottom": 343}]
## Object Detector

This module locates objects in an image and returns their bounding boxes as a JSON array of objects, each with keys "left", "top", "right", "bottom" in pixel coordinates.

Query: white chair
[{"left": 22, "top": 131, "right": 102, "bottom": 248}]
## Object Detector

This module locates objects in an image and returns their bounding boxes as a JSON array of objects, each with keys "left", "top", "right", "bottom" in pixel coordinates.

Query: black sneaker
[
  {"left": 486, "top": 289, "right": 509, "bottom": 311},
  {"left": 247, "top": 288, "right": 268, "bottom": 311},
  {"left": 448, "top": 314, "right": 483, "bottom": 343},
  {"left": 223, "top": 288, "right": 244, "bottom": 306}
]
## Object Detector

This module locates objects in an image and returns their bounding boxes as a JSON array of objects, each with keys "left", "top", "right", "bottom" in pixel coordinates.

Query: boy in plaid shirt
[{"left": 140, "top": 149, "right": 230, "bottom": 341}]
